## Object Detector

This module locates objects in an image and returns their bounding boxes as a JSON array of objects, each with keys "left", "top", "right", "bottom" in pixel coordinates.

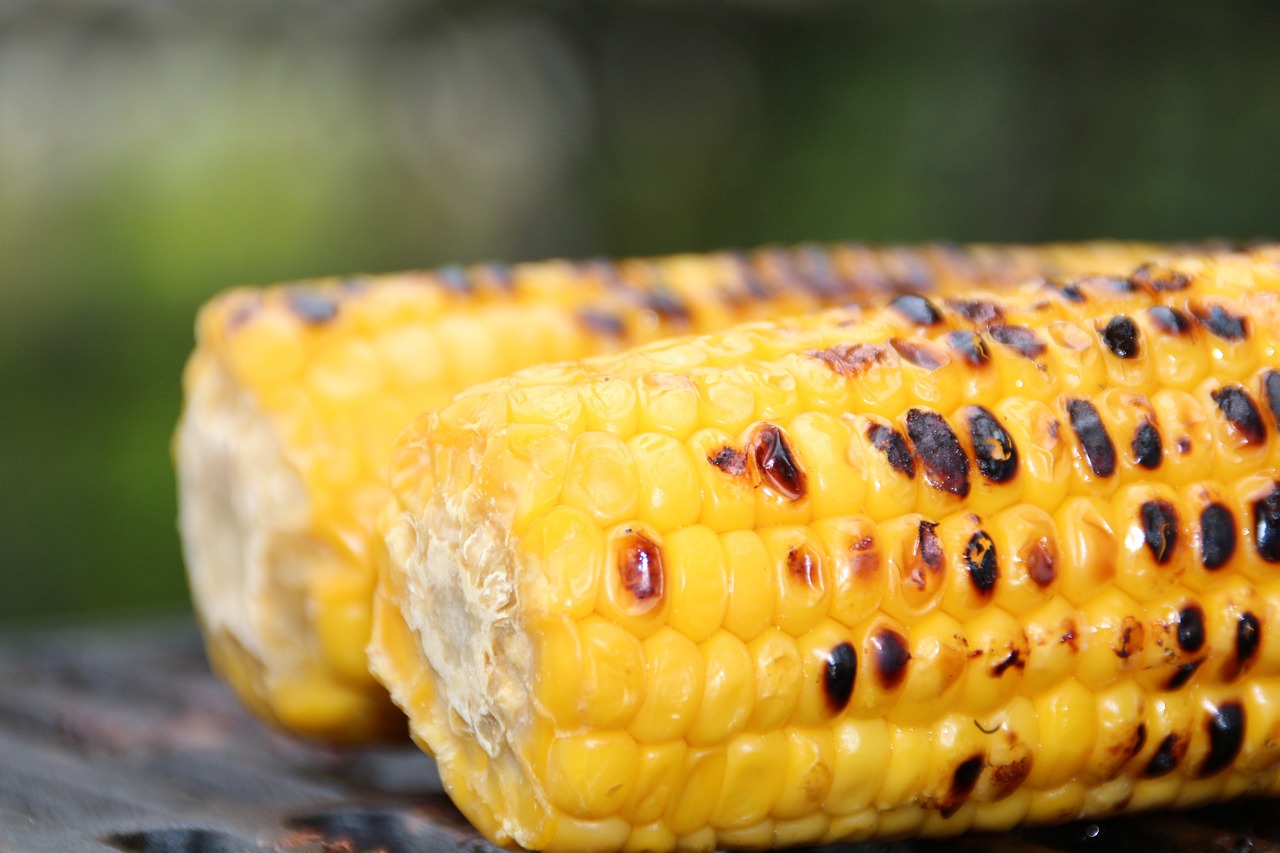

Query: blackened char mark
[
  {"left": 905, "top": 409, "right": 970, "bottom": 497},
  {"left": 1129, "top": 263, "right": 1191, "bottom": 292},
  {"left": 989, "top": 324, "right": 1046, "bottom": 359},
  {"left": 1144, "top": 734, "right": 1181, "bottom": 777},
  {"left": 808, "top": 342, "right": 887, "bottom": 377},
  {"left": 1131, "top": 420, "right": 1162, "bottom": 469},
  {"left": 1236, "top": 612, "right": 1261, "bottom": 666},
  {"left": 967, "top": 406, "right": 1018, "bottom": 483},
  {"left": 1212, "top": 385, "right": 1267, "bottom": 445},
  {"left": 1176, "top": 605, "right": 1205, "bottom": 653},
  {"left": 1192, "top": 303, "right": 1248, "bottom": 341},
  {"left": 822, "top": 642, "right": 857, "bottom": 713},
  {"left": 867, "top": 423, "right": 915, "bottom": 478},
  {"left": 965, "top": 531, "right": 999, "bottom": 594},
  {"left": 708, "top": 446, "right": 747, "bottom": 476},
  {"left": 870, "top": 628, "right": 911, "bottom": 689},
  {"left": 1067, "top": 399, "right": 1117, "bottom": 478},
  {"left": 1102, "top": 316, "right": 1140, "bottom": 358},
  {"left": 1200, "top": 503, "right": 1236, "bottom": 570},
  {"left": 1147, "top": 305, "right": 1192, "bottom": 335},
  {"left": 1140, "top": 500, "right": 1179, "bottom": 564},
  {"left": 889, "top": 293, "right": 943, "bottom": 326},
  {"left": 944, "top": 329, "right": 990, "bottom": 367},
  {"left": 287, "top": 290, "right": 339, "bottom": 324},
  {"left": 577, "top": 308, "right": 626, "bottom": 337},
  {"left": 1254, "top": 483, "right": 1280, "bottom": 563},
  {"left": 890, "top": 338, "right": 948, "bottom": 370},
  {"left": 1265, "top": 371, "right": 1280, "bottom": 432},
  {"left": 749, "top": 424, "right": 807, "bottom": 501},
  {"left": 947, "top": 298, "right": 1005, "bottom": 326},
  {"left": 1199, "top": 703, "right": 1245, "bottom": 777}
]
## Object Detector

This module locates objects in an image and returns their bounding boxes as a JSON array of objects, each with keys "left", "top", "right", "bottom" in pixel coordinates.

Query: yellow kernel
[
  {"left": 827, "top": 717, "right": 891, "bottom": 814},
  {"left": 877, "top": 726, "right": 931, "bottom": 809},
  {"left": 1086, "top": 681, "right": 1147, "bottom": 783},
  {"left": 785, "top": 412, "right": 866, "bottom": 519},
  {"left": 523, "top": 506, "right": 602, "bottom": 619},
  {"left": 1149, "top": 389, "right": 1216, "bottom": 485},
  {"left": 547, "top": 731, "right": 639, "bottom": 819},
  {"left": 578, "top": 376, "right": 639, "bottom": 436},
  {"left": 579, "top": 615, "right": 646, "bottom": 729},
  {"left": 986, "top": 504, "right": 1059, "bottom": 616},
  {"left": 1026, "top": 679, "right": 1097, "bottom": 789},
  {"left": 687, "top": 630, "right": 756, "bottom": 746},
  {"left": 721, "top": 530, "right": 775, "bottom": 642},
  {"left": 622, "top": 821, "right": 676, "bottom": 853},
  {"left": 889, "top": 610, "right": 968, "bottom": 727},
  {"left": 478, "top": 424, "right": 570, "bottom": 536},
  {"left": 629, "top": 628, "right": 705, "bottom": 743},
  {"left": 1019, "top": 596, "right": 1080, "bottom": 698},
  {"left": 990, "top": 399, "right": 1070, "bottom": 513},
  {"left": 307, "top": 337, "right": 383, "bottom": 401},
  {"left": 709, "top": 732, "right": 788, "bottom": 829},
  {"left": 759, "top": 526, "right": 831, "bottom": 636},
  {"left": 561, "top": 433, "right": 639, "bottom": 525},
  {"left": 665, "top": 748, "right": 727, "bottom": 835},
  {"left": 622, "top": 741, "right": 687, "bottom": 824},
  {"left": 665, "top": 525, "right": 729, "bottom": 644},
  {"left": 772, "top": 728, "right": 835, "bottom": 820},
  {"left": 936, "top": 511, "right": 1000, "bottom": 623},
  {"left": 635, "top": 373, "right": 700, "bottom": 440},
  {"left": 746, "top": 628, "right": 803, "bottom": 731},
  {"left": 1075, "top": 586, "right": 1145, "bottom": 691},
  {"left": 531, "top": 617, "right": 584, "bottom": 726},
  {"left": 225, "top": 310, "right": 306, "bottom": 384},
  {"left": 695, "top": 368, "right": 757, "bottom": 434},
  {"left": 547, "top": 815, "right": 631, "bottom": 853},
  {"left": 628, "top": 432, "right": 702, "bottom": 531},
  {"left": 1054, "top": 496, "right": 1117, "bottom": 607},
  {"left": 846, "top": 415, "right": 920, "bottom": 522},
  {"left": 771, "top": 813, "right": 831, "bottom": 848},
  {"left": 960, "top": 607, "right": 1029, "bottom": 716},
  {"left": 878, "top": 514, "right": 946, "bottom": 624}
]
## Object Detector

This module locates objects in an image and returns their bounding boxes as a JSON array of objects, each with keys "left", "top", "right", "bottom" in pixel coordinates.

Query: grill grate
[{"left": 0, "top": 619, "right": 1277, "bottom": 853}]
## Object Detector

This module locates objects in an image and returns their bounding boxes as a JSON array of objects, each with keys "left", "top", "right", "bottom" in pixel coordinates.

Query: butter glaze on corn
[
  {"left": 371, "top": 250, "right": 1280, "bottom": 851},
  {"left": 175, "top": 241, "right": 1184, "bottom": 741}
]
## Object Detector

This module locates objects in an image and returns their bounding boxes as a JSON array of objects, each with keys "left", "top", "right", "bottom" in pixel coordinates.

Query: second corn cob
[
  {"left": 371, "top": 249, "right": 1280, "bottom": 851},
  {"left": 175, "top": 240, "right": 1185, "bottom": 741}
]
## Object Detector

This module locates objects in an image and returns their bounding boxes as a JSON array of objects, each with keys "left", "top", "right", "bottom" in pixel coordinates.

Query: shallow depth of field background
[{"left": 2, "top": 1, "right": 1279, "bottom": 622}]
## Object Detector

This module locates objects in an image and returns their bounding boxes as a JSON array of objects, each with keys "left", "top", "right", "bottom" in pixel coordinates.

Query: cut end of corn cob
[
  {"left": 370, "top": 248, "right": 1280, "bottom": 851},
  {"left": 175, "top": 241, "right": 1224, "bottom": 742}
]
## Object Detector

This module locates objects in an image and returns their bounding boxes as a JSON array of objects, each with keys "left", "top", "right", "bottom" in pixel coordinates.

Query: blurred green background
[{"left": 2, "top": 1, "right": 1279, "bottom": 623}]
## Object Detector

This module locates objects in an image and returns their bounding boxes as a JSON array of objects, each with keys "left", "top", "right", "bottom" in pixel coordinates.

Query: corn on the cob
[
  {"left": 175, "top": 241, "right": 1208, "bottom": 741},
  {"left": 370, "top": 249, "right": 1280, "bottom": 851}
]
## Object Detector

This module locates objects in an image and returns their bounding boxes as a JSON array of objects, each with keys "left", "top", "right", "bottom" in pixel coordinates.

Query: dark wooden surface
[{"left": 1, "top": 619, "right": 1278, "bottom": 853}]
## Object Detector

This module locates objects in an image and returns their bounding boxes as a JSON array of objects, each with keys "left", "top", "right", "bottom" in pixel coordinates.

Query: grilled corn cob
[
  {"left": 176, "top": 241, "right": 1203, "bottom": 741},
  {"left": 371, "top": 249, "right": 1280, "bottom": 851}
]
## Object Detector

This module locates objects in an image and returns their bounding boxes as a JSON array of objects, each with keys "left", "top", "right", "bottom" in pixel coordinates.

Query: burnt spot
[
  {"left": 1147, "top": 306, "right": 1193, "bottom": 336},
  {"left": 890, "top": 338, "right": 947, "bottom": 370},
  {"left": 1199, "top": 703, "right": 1245, "bottom": 777},
  {"left": 1253, "top": 483, "right": 1280, "bottom": 562},
  {"left": 1200, "top": 503, "right": 1236, "bottom": 570},
  {"left": 867, "top": 423, "right": 916, "bottom": 478},
  {"left": 944, "top": 329, "right": 990, "bottom": 367},
  {"left": 1129, "top": 263, "right": 1191, "bottom": 292},
  {"left": 809, "top": 342, "right": 887, "bottom": 377},
  {"left": 1177, "top": 605, "right": 1206, "bottom": 653},
  {"left": 1131, "top": 420, "right": 1162, "bottom": 469},
  {"left": 947, "top": 298, "right": 1005, "bottom": 326},
  {"left": 1067, "top": 399, "right": 1117, "bottom": 478},
  {"left": 904, "top": 520, "right": 945, "bottom": 593},
  {"left": 967, "top": 407, "right": 1018, "bottom": 483},
  {"left": 889, "top": 293, "right": 943, "bottom": 326},
  {"left": 618, "top": 531, "right": 664, "bottom": 609},
  {"left": 1177, "top": 436, "right": 1192, "bottom": 455},
  {"left": 1044, "top": 279, "right": 1086, "bottom": 303},
  {"left": 1144, "top": 734, "right": 1181, "bottom": 778},
  {"left": 1131, "top": 723, "right": 1149, "bottom": 759},
  {"left": 991, "top": 649, "right": 1024, "bottom": 677},
  {"left": 822, "top": 642, "right": 857, "bottom": 713},
  {"left": 849, "top": 536, "right": 879, "bottom": 579},
  {"left": 870, "top": 628, "right": 911, "bottom": 689},
  {"left": 1102, "top": 316, "right": 1140, "bottom": 359},
  {"left": 1192, "top": 303, "right": 1248, "bottom": 341},
  {"left": 1166, "top": 659, "right": 1203, "bottom": 691},
  {"left": 1212, "top": 386, "right": 1267, "bottom": 445},
  {"left": 1025, "top": 539, "right": 1057, "bottom": 587},
  {"left": 708, "top": 446, "right": 746, "bottom": 477},
  {"left": 1236, "top": 612, "right": 1261, "bottom": 665},
  {"left": 941, "top": 755, "right": 984, "bottom": 817},
  {"left": 965, "top": 531, "right": 999, "bottom": 594},
  {"left": 1265, "top": 371, "right": 1280, "bottom": 432},
  {"left": 286, "top": 290, "right": 339, "bottom": 324},
  {"left": 787, "top": 546, "right": 821, "bottom": 588},
  {"left": 1116, "top": 619, "right": 1142, "bottom": 659},
  {"left": 905, "top": 409, "right": 970, "bottom": 497},
  {"left": 577, "top": 308, "right": 626, "bottom": 337},
  {"left": 645, "top": 289, "right": 691, "bottom": 322},
  {"left": 989, "top": 324, "right": 1047, "bottom": 359},
  {"left": 1140, "top": 500, "right": 1179, "bottom": 564},
  {"left": 436, "top": 265, "right": 472, "bottom": 294},
  {"left": 749, "top": 424, "right": 807, "bottom": 501}
]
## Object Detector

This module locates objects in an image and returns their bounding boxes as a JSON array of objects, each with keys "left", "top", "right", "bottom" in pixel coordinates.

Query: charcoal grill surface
[{"left": 0, "top": 618, "right": 1277, "bottom": 853}]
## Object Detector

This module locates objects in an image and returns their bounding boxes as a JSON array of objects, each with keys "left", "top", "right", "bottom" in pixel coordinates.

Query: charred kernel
[
  {"left": 708, "top": 446, "right": 746, "bottom": 477},
  {"left": 944, "top": 329, "right": 990, "bottom": 367},
  {"left": 867, "top": 424, "right": 916, "bottom": 478},
  {"left": 1102, "top": 316, "right": 1140, "bottom": 358},
  {"left": 787, "top": 546, "right": 820, "bottom": 588},
  {"left": 809, "top": 342, "right": 887, "bottom": 376},
  {"left": 908, "top": 521, "right": 944, "bottom": 592},
  {"left": 947, "top": 299, "right": 1005, "bottom": 326},
  {"left": 1265, "top": 371, "right": 1280, "bottom": 431},
  {"left": 1144, "top": 734, "right": 1181, "bottom": 777},
  {"left": 1176, "top": 605, "right": 1206, "bottom": 653},
  {"left": 1116, "top": 620, "right": 1141, "bottom": 659},
  {"left": 967, "top": 406, "right": 1018, "bottom": 483},
  {"left": 1237, "top": 612, "right": 1261, "bottom": 664},
  {"left": 890, "top": 338, "right": 947, "bottom": 370},
  {"left": 1140, "top": 500, "right": 1179, "bottom": 564},
  {"left": 965, "top": 531, "right": 999, "bottom": 594},
  {"left": 1166, "top": 660, "right": 1202, "bottom": 691},
  {"left": 749, "top": 424, "right": 807, "bottom": 501},
  {"left": 618, "top": 531, "right": 664, "bottom": 608},
  {"left": 989, "top": 324, "right": 1047, "bottom": 359},
  {"left": 1067, "top": 399, "right": 1117, "bottom": 478},
  {"left": 1025, "top": 539, "right": 1056, "bottom": 587},
  {"left": 871, "top": 628, "right": 911, "bottom": 689},
  {"left": 286, "top": 290, "right": 339, "bottom": 324},
  {"left": 1131, "top": 420, "right": 1162, "bottom": 469},
  {"left": 1177, "top": 436, "right": 1192, "bottom": 455},
  {"left": 437, "top": 265, "right": 471, "bottom": 294},
  {"left": 823, "top": 642, "right": 857, "bottom": 713},
  {"left": 991, "top": 649, "right": 1024, "bottom": 676},
  {"left": 889, "top": 293, "right": 943, "bottom": 326},
  {"left": 1132, "top": 724, "right": 1149, "bottom": 759},
  {"left": 1199, "top": 703, "right": 1245, "bottom": 777},
  {"left": 1147, "top": 306, "right": 1193, "bottom": 336},
  {"left": 1192, "top": 303, "right": 1248, "bottom": 341},
  {"left": 905, "top": 409, "right": 970, "bottom": 497},
  {"left": 1212, "top": 386, "right": 1267, "bottom": 444},
  {"left": 950, "top": 755, "right": 984, "bottom": 799},
  {"left": 1045, "top": 279, "right": 1086, "bottom": 302},
  {"left": 1129, "top": 263, "right": 1191, "bottom": 292},
  {"left": 577, "top": 308, "right": 626, "bottom": 337},
  {"left": 1253, "top": 484, "right": 1280, "bottom": 562},
  {"left": 645, "top": 290, "right": 690, "bottom": 322},
  {"left": 1200, "top": 503, "right": 1237, "bottom": 570}
]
